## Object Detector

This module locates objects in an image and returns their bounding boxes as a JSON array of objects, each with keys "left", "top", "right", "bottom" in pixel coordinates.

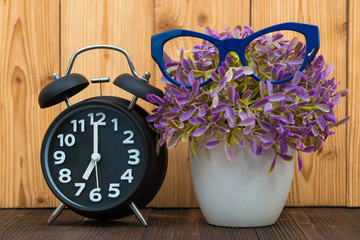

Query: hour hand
[
  {"left": 82, "top": 152, "right": 101, "bottom": 181},
  {"left": 82, "top": 158, "right": 95, "bottom": 180}
]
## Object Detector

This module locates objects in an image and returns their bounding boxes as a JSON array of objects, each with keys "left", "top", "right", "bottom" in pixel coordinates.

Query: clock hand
[
  {"left": 94, "top": 160, "right": 99, "bottom": 189},
  {"left": 93, "top": 121, "right": 100, "bottom": 189},
  {"left": 82, "top": 159, "right": 96, "bottom": 180},
  {"left": 82, "top": 122, "right": 101, "bottom": 180},
  {"left": 93, "top": 120, "right": 99, "bottom": 155}
]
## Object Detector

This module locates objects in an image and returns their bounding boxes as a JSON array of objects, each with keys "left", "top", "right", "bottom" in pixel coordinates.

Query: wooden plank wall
[
  {"left": 348, "top": 0, "right": 360, "bottom": 207},
  {"left": 0, "top": 0, "right": 357, "bottom": 208}
]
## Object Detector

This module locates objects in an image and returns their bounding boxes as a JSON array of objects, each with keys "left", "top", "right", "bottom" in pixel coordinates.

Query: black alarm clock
[{"left": 38, "top": 45, "right": 167, "bottom": 226}]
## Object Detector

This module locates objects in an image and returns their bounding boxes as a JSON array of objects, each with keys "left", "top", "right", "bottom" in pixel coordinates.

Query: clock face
[{"left": 41, "top": 100, "right": 151, "bottom": 214}]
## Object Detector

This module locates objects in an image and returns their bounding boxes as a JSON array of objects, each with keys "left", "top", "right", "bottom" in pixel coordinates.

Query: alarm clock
[{"left": 38, "top": 45, "right": 167, "bottom": 226}]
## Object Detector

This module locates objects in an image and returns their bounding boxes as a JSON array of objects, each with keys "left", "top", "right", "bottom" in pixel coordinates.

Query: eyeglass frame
[{"left": 151, "top": 22, "right": 320, "bottom": 88}]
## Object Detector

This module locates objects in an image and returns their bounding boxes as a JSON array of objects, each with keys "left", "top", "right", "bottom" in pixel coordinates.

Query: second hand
[
  {"left": 95, "top": 159, "right": 99, "bottom": 189},
  {"left": 93, "top": 121, "right": 100, "bottom": 190}
]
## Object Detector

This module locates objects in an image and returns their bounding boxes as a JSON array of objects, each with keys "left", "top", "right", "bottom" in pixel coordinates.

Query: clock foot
[
  {"left": 47, "top": 202, "right": 66, "bottom": 224},
  {"left": 129, "top": 202, "right": 147, "bottom": 226}
]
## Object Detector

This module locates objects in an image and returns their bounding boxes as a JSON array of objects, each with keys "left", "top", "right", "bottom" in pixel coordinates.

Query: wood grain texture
[
  {"left": 0, "top": 0, "right": 60, "bottom": 207},
  {"left": 58, "top": 0, "right": 156, "bottom": 207},
  {"left": 152, "top": 0, "right": 251, "bottom": 207},
  {"left": 60, "top": 0, "right": 155, "bottom": 110},
  {"left": 347, "top": 0, "right": 360, "bottom": 207},
  {"left": 1, "top": 208, "right": 360, "bottom": 239},
  {"left": 251, "top": 0, "right": 348, "bottom": 206},
  {"left": 0, "top": 0, "right": 357, "bottom": 208}
]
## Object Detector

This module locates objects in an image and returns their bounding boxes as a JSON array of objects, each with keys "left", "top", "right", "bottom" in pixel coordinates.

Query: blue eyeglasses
[{"left": 151, "top": 22, "right": 319, "bottom": 88}]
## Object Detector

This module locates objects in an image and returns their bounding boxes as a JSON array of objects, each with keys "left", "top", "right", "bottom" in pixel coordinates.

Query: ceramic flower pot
[{"left": 190, "top": 140, "right": 295, "bottom": 227}]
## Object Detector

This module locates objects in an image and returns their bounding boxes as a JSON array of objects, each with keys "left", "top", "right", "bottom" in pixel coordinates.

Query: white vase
[{"left": 190, "top": 140, "right": 295, "bottom": 227}]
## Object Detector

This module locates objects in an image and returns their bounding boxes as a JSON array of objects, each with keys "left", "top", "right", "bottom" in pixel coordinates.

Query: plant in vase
[{"left": 147, "top": 23, "right": 349, "bottom": 227}]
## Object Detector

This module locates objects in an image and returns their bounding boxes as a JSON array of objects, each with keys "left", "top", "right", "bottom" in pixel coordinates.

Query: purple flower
[
  {"left": 205, "top": 140, "right": 220, "bottom": 149},
  {"left": 243, "top": 90, "right": 252, "bottom": 99},
  {"left": 277, "top": 128, "right": 290, "bottom": 141},
  {"left": 218, "top": 66, "right": 226, "bottom": 78},
  {"left": 218, "top": 76, "right": 229, "bottom": 90},
  {"left": 211, "top": 104, "right": 227, "bottom": 113},
  {"left": 264, "top": 102, "right": 273, "bottom": 113},
  {"left": 259, "top": 134, "right": 273, "bottom": 144},
  {"left": 315, "top": 104, "right": 331, "bottom": 112},
  {"left": 252, "top": 140, "right": 258, "bottom": 154},
  {"left": 225, "top": 106, "right": 236, "bottom": 121},
  {"left": 146, "top": 114, "right": 159, "bottom": 122},
  {"left": 292, "top": 71, "right": 302, "bottom": 86},
  {"left": 225, "top": 143, "right": 234, "bottom": 161},
  {"left": 269, "top": 154, "right": 277, "bottom": 174},
  {"left": 233, "top": 69, "right": 245, "bottom": 79},
  {"left": 258, "top": 120, "right": 273, "bottom": 132},
  {"left": 179, "top": 108, "right": 196, "bottom": 121},
  {"left": 252, "top": 97, "right": 270, "bottom": 108},
  {"left": 298, "top": 154, "right": 303, "bottom": 172},
  {"left": 270, "top": 93, "right": 285, "bottom": 101},
  {"left": 163, "top": 111, "right": 180, "bottom": 119},
  {"left": 211, "top": 114, "right": 221, "bottom": 122},
  {"left": 226, "top": 85, "right": 235, "bottom": 103},
  {"left": 193, "top": 125, "right": 210, "bottom": 137},
  {"left": 280, "top": 139, "right": 288, "bottom": 154},
  {"left": 146, "top": 24, "right": 349, "bottom": 173},
  {"left": 240, "top": 117, "right": 256, "bottom": 126},
  {"left": 192, "top": 80, "right": 200, "bottom": 97}
]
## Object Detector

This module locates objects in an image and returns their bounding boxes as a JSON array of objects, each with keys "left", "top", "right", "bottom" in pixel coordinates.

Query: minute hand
[
  {"left": 82, "top": 122, "right": 101, "bottom": 180},
  {"left": 93, "top": 121, "right": 98, "bottom": 154}
]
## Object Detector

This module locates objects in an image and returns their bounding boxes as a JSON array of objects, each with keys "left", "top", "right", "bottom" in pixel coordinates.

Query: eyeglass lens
[
  {"left": 162, "top": 30, "right": 306, "bottom": 85},
  {"left": 245, "top": 30, "right": 306, "bottom": 82},
  {"left": 163, "top": 36, "right": 220, "bottom": 85}
]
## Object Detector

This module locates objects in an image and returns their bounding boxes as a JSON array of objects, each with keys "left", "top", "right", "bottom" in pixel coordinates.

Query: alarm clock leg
[
  {"left": 47, "top": 202, "right": 66, "bottom": 224},
  {"left": 129, "top": 201, "right": 148, "bottom": 226}
]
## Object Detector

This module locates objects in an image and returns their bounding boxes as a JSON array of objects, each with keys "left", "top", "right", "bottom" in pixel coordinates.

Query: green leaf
[
  {"left": 315, "top": 104, "right": 331, "bottom": 112},
  {"left": 238, "top": 83, "right": 247, "bottom": 93},
  {"left": 226, "top": 133, "right": 234, "bottom": 146},
  {"left": 225, "top": 68, "right": 234, "bottom": 81},
  {"left": 190, "top": 139, "right": 198, "bottom": 157},
  {"left": 168, "top": 134, "right": 181, "bottom": 149},
  {"left": 299, "top": 106, "right": 317, "bottom": 110},
  {"left": 236, "top": 99, "right": 248, "bottom": 107},
  {"left": 251, "top": 87, "right": 260, "bottom": 99},
  {"left": 181, "top": 132, "right": 187, "bottom": 142},
  {"left": 259, "top": 80, "right": 266, "bottom": 97},
  {"left": 233, "top": 127, "right": 240, "bottom": 136}
]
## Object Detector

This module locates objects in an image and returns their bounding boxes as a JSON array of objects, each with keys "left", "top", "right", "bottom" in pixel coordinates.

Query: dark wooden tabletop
[{"left": 0, "top": 208, "right": 359, "bottom": 240}]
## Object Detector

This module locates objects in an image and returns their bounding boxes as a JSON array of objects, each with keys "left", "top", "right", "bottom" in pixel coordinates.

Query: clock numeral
[
  {"left": 128, "top": 149, "right": 140, "bottom": 165},
  {"left": 121, "top": 169, "right": 134, "bottom": 183},
  {"left": 88, "top": 112, "right": 106, "bottom": 126},
  {"left": 111, "top": 118, "right": 118, "bottom": 132},
  {"left": 71, "top": 119, "right": 85, "bottom": 132},
  {"left": 123, "top": 130, "right": 134, "bottom": 144},
  {"left": 89, "top": 188, "right": 102, "bottom": 202},
  {"left": 108, "top": 183, "right": 120, "bottom": 198},
  {"left": 59, "top": 168, "right": 71, "bottom": 183},
  {"left": 75, "top": 183, "right": 120, "bottom": 199},
  {"left": 57, "top": 134, "right": 76, "bottom": 147},
  {"left": 75, "top": 183, "right": 86, "bottom": 196},
  {"left": 53, "top": 151, "right": 66, "bottom": 165}
]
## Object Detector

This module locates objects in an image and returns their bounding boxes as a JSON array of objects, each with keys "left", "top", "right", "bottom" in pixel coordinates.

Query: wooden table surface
[{"left": 0, "top": 208, "right": 359, "bottom": 240}]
